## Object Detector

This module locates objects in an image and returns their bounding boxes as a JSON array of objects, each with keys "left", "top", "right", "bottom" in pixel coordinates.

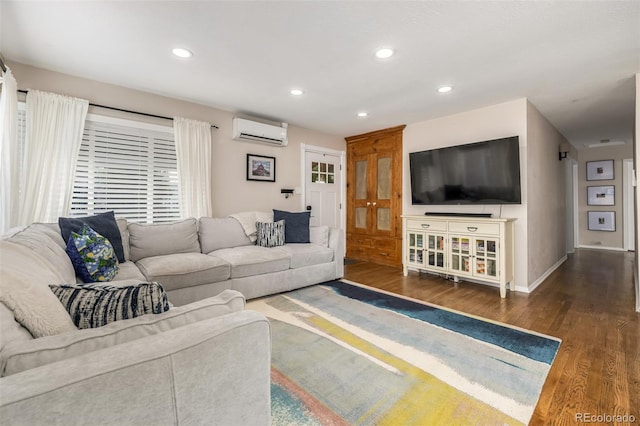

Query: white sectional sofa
[{"left": 0, "top": 213, "right": 344, "bottom": 425}]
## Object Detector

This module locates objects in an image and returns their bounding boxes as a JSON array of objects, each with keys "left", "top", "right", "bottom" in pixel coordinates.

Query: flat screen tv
[{"left": 410, "top": 136, "right": 521, "bottom": 205}]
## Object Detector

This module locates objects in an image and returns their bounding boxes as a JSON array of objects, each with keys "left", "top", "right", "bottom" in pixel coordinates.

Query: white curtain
[
  {"left": 173, "top": 117, "right": 213, "bottom": 218},
  {"left": 0, "top": 67, "right": 19, "bottom": 233},
  {"left": 18, "top": 90, "right": 88, "bottom": 224}
]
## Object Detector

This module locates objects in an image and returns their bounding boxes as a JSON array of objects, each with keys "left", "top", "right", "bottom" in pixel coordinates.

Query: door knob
[{"left": 306, "top": 205, "right": 312, "bottom": 210}]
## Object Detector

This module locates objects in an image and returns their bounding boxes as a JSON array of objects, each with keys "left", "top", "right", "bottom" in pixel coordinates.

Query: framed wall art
[
  {"left": 587, "top": 185, "right": 615, "bottom": 206},
  {"left": 246, "top": 154, "right": 276, "bottom": 182},
  {"left": 587, "top": 211, "right": 615, "bottom": 232},
  {"left": 586, "top": 159, "right": 614, "bottom": 181}
]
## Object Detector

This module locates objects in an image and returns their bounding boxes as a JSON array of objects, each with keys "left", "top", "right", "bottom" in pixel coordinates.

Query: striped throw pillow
[
  {"left": 49, "top": 282, "right": 170, "bottom": 329},
  {"left": 256, "top": 220, "right": 285, "bottom": 248}
]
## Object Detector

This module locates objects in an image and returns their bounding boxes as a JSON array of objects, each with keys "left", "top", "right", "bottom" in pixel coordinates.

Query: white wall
[
  {"left": 8, "top": 61, "right": 345, "bottom": 218},
  {"left": 526, "top": 103, "right": 569, "bottom": 286},
  {"left": 577, "top": 143, "right": 633, "bottom": 250},
  {"left": 402, "top": 99, "right": 529, "bottom": 290}
]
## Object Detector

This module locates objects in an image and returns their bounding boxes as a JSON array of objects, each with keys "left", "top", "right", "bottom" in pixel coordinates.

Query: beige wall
[
  {"left": 526, "top": 102, "right": 569, "bottom": 285},
  {"left": 578, "top": 144, "right": 633, "bottom": 249},
  {"left": 7, "top": 61, "right": 345, "bottom": 218},
  {"left": 402, "top": 98, "right": 530, "bottom": 290}
]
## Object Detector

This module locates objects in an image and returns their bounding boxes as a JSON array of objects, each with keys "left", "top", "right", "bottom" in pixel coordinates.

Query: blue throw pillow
[
  {"left": 59, "top": 211, "right": 125, "bottom": 263},
  {"left": 273, "top": 210, "right": 311, "bottom": 243},
  {"left": 66, "top": 225, "right": 119, "bottom": 283}
]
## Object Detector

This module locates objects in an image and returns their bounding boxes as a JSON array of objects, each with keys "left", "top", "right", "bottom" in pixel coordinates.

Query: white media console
[{"left": 402, "top": 215, "right": 516, "bottom": 298}]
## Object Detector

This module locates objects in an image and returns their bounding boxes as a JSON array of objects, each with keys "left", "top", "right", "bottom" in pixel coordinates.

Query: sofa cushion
[
  {"left": 128, "top": 218, "right": 200, "bottom": 262},
  {"left": 0, "top": 303, "right": 33, "bottom": 352},
  {"left": 0, "top": 241, "right": 78, "bottom": 338},
  {"left": 209, "top": 246, "right": 290, "bottom": 278},
  {"left": 277, "top": 244, "right": 335, "bottom": 269},
  {"left": 59, "top": 211, "right": 126, "bottom": 263},
  {"left": 116, "top": 218, "right": 130, "bottom": 261},
  {"left": 50, "top": 282, "right": 170, "bottom": 329},
  {"left": 310, "top": 225, "right": 330, "bottom": 247},
  {"left": 198, "top": 217, "right": 252, "bottom": 253},
  {"left": 256, "top": 220, "right": 285, "bottom": 248},
  {"left": 273, "top": 209, "right": 311, "bottom": 243},
  {"left": 7, "top": 224, "right": 76, "bottom": 284},
  {"left": 0, "top": 290, "right": 245, "bottom": 377},
  {"left": 114, "top": 261, "right": 146, "bottom": 281},
  {"left": 65, "top": 225, "right": 119, "bottom": 283},
  {"left": 135, "top": 253, "right": 230, "bottom": 291}
]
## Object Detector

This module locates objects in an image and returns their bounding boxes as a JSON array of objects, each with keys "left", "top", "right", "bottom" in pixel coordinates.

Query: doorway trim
[
  {"left": 300, "top": 144, "right": 346, "bottom": 232},
  {"left": 623, "top": 158, "right": 635, "bottom": 251}
]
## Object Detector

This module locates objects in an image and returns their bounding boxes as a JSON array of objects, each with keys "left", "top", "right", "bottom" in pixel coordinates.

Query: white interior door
[{"left": 304, "top": 150, "right": 342, "bottom": 228}]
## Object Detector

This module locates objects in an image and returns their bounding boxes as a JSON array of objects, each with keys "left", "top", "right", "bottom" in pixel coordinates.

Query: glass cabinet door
[
  {"left": 425, "top": 234, "right": 446, "bottom": 269},
  {"left": 407, "top": 231, "right": 424, "bottom": 265},
  {"left": 354, "top": 159, "right": 368, "bottom": 232},
  {"left": 450, "top": 236, "right": 471, "bottom": 274},
  {"left": 474, "top": 238, "right": 498, "bottom": 278}
]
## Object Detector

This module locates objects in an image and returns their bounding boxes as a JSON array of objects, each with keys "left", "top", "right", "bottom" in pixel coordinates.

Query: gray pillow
[
  {"left": 49, "top": 282, "right": 170, "bottom": 329},
  {"left": 128, "top": 218, "right": 200, "bottom": 262},
  {"left": 198, "top": 217, "right": 251, "bottom": 253},
  {"left": 256, "top": 220, "right": 285, "bottom": 248}
]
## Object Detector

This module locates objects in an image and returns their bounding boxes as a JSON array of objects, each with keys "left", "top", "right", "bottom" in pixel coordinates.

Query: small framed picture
[
  {"left": 587, "top": 211, "right": 615, "bottom": 232},
  {"left": 587, "top": 185, "right": 615, "bottom": 206},
  {"left": 586, "top": 160, "right": 614, "bottom": 181},
  {"left": 246, "top": 154, "right": 276, "bottom": 182}
]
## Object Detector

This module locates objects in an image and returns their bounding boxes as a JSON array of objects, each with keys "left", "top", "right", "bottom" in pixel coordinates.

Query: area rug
[{"left": 248, "top": 279, "right": 561, "bottom": 426}]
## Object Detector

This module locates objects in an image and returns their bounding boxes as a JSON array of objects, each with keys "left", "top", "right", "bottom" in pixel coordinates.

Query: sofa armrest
[
  {"left": 328, "top": 227, "right": 345, "bottom": 278},
  {"left": 0, "top": 310, "right": 271, "bottom": 426},
  {"left": 1, "top": 289, "right": 245, "bottom": 376}
]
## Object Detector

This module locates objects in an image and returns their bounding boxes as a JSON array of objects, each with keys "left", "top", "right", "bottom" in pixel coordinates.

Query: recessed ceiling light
[
  {"left": 357, "top": 112, "right": 368, "bottom": 118},
  {"left": 290, "top": 89, "right": 304, "bottom": 96},
  {"left": 172, "top": 47, "right": 193, "bottom": 58},
  {"left": 375, "top": 48, "right": 394, "bottom": 59},
  {"left": 438, "top": 86, "right": 453, "bottom": 93}
]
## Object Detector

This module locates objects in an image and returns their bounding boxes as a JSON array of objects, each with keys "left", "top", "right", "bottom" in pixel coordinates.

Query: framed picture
[
  {"left": 587, "top": 185, "right": 615, "bottom": 206},
  {"left": 587, "top": 211, "right": 615, "bottom": 232},
  {"left": 586, "top": 159, "right": 614, "bottom": 181},
  {"left": 246, "top": 154, "right": 276, "bottom": 182}
]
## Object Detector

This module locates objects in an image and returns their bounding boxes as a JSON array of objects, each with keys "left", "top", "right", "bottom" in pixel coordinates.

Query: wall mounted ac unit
[{"left": 232, "top": 117, "right": 288, "bottom": 146}]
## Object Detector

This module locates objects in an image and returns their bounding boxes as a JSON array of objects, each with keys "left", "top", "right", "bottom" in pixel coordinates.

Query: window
[
  {"left": 311, "top": 161, "right": 335, "bottom": 184},
  {"left": 16, "top": 108, "right": 180, "bottom": 223}
]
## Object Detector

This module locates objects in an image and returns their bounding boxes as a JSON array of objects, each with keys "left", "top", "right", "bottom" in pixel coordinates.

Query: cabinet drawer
[
  {"left": 406, "top": 219, "right": 447, "bottom": 232},
  {"left": 370, "top": 237, "right": 397, "bottom": 251},
  {"left": 348, "top": 235, "right": 372, "bottom": 248},
  {"left": 448, "top": 222, "right": 500, "bottom": 235}
]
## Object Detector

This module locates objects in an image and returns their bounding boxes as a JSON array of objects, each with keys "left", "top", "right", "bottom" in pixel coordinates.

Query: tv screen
[{"left": 410, "top": 136, "right": 521, "bottom": 205}]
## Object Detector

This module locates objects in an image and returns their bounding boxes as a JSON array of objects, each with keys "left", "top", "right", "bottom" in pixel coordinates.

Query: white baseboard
[
  {"left": 578, "top": 244, "right": 626, "bottom": 252},
  {"left": 525, "top": 255, "right": 568, "bottom": 294}
]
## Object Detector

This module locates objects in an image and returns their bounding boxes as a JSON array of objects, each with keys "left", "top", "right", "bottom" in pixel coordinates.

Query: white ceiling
[{"left": 1, "top": 1, "right": 639, "bottom": 148}]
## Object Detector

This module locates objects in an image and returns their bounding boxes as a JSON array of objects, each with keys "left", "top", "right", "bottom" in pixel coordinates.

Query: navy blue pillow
[
  {"left": 59, "top": 211, "right": 125, "bottom": 263},
  {"left": 273, "top": 210, "right": 311, "bottom": 244}
]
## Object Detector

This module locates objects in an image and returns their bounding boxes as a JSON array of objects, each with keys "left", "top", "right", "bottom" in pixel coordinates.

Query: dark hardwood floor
[{"left": 343, "top": 249, "right": 640, "bottom": 425}]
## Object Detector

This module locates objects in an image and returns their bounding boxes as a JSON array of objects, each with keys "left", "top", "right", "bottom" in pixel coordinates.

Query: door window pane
[
  {"left": 377, "top": 157, "right": 391, "bottom": 199},
  {"left": 377, "top": 208, "right": 391, "bottom": 231},
  {"left": 355, "top": 160, "right": 367, "bottom": 199},
  {"left": 356, "top": 207, "right": 367, "bottom": 229}
]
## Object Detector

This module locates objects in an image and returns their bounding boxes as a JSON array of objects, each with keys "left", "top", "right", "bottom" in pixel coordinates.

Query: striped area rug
[{"left": 248, "top": 280, "right": 561, "bottom": 425}]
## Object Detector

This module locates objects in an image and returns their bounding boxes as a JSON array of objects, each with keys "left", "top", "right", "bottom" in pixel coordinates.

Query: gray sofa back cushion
[
  {"left": 198, "top": 217, "right": 251, "bottom": 254},
  {"left": 128, "top": 218, "right": 200, "bottom": 262}
]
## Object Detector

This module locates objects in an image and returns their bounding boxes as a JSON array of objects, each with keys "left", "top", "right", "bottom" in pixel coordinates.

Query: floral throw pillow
[{"left": 66, "top": 224, "right": 119, "bottom": 283}]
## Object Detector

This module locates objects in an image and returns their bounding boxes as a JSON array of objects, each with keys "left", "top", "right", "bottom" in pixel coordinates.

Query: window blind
[{"left": 71, "top": 119, "right": 180, "bottom": 223}]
